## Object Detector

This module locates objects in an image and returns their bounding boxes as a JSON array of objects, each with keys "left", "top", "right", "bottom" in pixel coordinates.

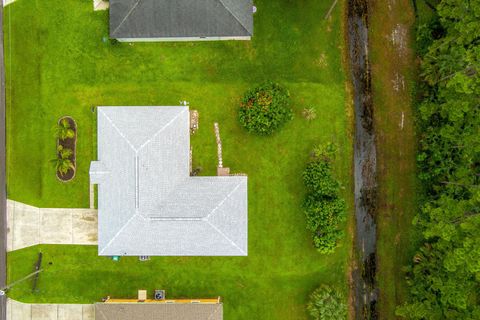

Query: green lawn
[{"left": 5, "top": 0, "right": 352, "bottom": 318}]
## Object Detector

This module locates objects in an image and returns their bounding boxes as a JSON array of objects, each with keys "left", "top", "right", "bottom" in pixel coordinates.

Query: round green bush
[
  {"left": 307, "top": 285, "right": 347, "bottom": 320},
  {"left": 238, "top": 82, "right": 293, "bottom": 135}
]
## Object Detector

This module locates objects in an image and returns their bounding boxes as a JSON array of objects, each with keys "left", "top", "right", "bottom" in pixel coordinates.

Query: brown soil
[{"left": 56, "top": 116, "right": 77, "bottom": 182}]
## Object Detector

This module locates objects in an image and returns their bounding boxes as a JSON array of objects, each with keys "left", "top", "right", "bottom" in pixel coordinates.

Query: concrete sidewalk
[
  {"left": 2, "top": 0, "right": 15, "bottom": 6},
  {"left": 7, "top": 299, "right": 94, "bottom": 320},
  {"left": 7, "top": 200, "right": 97, "bottom": 251}
]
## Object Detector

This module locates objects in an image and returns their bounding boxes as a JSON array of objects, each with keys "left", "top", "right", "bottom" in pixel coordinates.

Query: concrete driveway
[
  {"left": 7, "top": 200, "right": 97, "bottom": 251},
  {"left": 7, "top": 299, "right": 94, "bottom": 320}
]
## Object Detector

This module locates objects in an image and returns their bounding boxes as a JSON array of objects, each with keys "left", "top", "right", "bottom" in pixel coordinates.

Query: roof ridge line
[
  {"left": 217, "top": 0, "right": 252, "bottom": 35},
  {"left": 99, "top": 213, "right": 139, "bottom": 255},
  {"left": 149, "top": 217, "right": 204, "bottom": 221},
  {"left": 111, "top": 0, "right": 144, "bottom": 36},
  {"left": 206, "top": 219, "right": 246, "bottom": 256},
  {"left": 99, "top": 109, "right": 138, "bottom": 153},
  {"left": 204, "top": 180, "right": 244, "bottom": 221},
  {"left": 136, "top": 108, "right": 188, "bottom": 152}
]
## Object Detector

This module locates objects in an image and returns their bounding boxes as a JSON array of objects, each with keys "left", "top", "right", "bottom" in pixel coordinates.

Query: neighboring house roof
[
  {"left": 90, "top": 106, "right": 248, "bottom": 256},
  {"left": 110, "top": 0, "right": 254, "bottom": 39},
  {"left": 95, "top": 303, "right": 223, "bottom": 320}
]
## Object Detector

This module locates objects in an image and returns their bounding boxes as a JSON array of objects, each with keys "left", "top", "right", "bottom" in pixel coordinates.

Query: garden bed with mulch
[{"left": 56, "top": 116, "right": 77, "bottom": 182}]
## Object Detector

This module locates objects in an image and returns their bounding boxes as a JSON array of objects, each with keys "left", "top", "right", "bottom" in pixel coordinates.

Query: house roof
[
  {"left": 109, "top": 0, "right": 253, "bottom": 39},
  {"left": 95, "top": 303, "right": 223, "bottom": 320},
  {"left": 90, "top": 106, "right": 248, "bottom": 256}
]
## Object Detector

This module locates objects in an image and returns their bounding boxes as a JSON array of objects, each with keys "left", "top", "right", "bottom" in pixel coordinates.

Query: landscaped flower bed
[{"left": 54, "top": 116, "right": 77, "bottom": 182}]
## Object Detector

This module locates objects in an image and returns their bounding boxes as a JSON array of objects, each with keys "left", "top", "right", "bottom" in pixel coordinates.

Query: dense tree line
[{"left": 397, "top": 0, "right": 480, "bottom": 318}]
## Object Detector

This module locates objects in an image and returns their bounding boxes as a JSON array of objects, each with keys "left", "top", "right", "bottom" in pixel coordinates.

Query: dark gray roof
[
  {"left": 110, "top": 0, "right": 253, "bottom": 39},
  {"left": 90, "top": 107, "right": 248, "bottom": 256},
  {"left": 95, "top": 303, "right": 223, "bottom": 320}
]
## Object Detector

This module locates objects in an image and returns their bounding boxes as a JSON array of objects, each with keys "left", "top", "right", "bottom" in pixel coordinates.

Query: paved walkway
[
  {"left": 4, "top": 0, "right": 109, "bottom": 9},
  {"left": 2, "top": 0, "right": 15, "bottom": 6},
  {"left": 7, "top": 200, "right": 97, "bottom": 251},
  {"left": 7, "top": 299, "right": 94, "bottom": 320},
  {"left": 93, "top": 0, "right": 109, "bottom": 11}
]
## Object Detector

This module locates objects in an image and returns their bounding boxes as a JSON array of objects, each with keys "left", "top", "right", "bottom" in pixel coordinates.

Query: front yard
[{"left": 5, "top": 0, "right": 352, "bottom": 319}]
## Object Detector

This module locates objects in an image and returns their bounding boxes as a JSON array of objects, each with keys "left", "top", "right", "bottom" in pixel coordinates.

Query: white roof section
[{"left": 91, "top": 106, "right": 247, "bottom": 256}]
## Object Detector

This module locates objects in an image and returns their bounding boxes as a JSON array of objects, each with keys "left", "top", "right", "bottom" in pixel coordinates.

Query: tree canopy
[{"left": 397, "top": 1, "right": 480, "bottom": 318}]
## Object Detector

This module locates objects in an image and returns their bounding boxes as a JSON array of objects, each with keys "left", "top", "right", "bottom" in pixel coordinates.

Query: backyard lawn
[{"left": 5, "top": 0, "right": 352, "bottom": 319}]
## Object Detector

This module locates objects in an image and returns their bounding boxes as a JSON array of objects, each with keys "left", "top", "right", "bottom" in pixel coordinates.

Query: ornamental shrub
[
  {"left": 303, "top": 161, "right": 340, "bottom": 199},
  {"left": 303, "top": 196, "right": 345, "bottom": 254},
  {"left": 307, "top": 285, "right": 347, "bottom": 320},
  {"left": 238, "top": 82, "right": 292, "bottom": 135},
  {"left": 302, "top": 143, "right": 345, "bottom": 253},
  {"left": 55, "top": 118, "right": 75, "bottom": 141}
]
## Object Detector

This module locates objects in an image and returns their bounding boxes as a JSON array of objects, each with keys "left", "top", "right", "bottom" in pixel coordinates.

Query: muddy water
[{"left": 347, "top": 0, "right": 378, "bottom": 319}]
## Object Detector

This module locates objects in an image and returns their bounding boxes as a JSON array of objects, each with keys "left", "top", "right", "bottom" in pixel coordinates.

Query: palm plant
[
  {"left": 52, "top": 145, "right": 74, "bottom": 176},
  {"left": 55, "top": 118, "right": 75, "bottom": 141},
  {"left": 302, "top": 107, "right": 317, "bottom": 121}
]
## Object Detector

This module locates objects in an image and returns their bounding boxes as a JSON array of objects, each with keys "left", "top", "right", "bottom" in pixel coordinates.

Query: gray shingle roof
[
  {"left": 95, "top": 303, "right": 223, "bottom": 320},
  {"left": 90, "top": 106, "right": 248, "bottom": 256},
  {"left": 110, "top": 0, "right": 253, "bottom": 39}
]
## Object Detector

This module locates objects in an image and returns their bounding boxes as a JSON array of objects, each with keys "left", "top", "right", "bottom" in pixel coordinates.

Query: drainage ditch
[{"left": 347, "top": 0, "right": 378, "bottom": 318}]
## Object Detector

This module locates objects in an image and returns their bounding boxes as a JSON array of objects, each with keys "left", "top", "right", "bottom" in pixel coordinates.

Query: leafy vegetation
[
  {"left": 52, "top": 145, "right": 74, "bottom": 177},
  {"left": 307, "top": 285, "right": 347, "bottom": 320},
  {"left": 397, "top": 1, "right": 480, "bottom": 318},
  {"left": 55, "top": 118, "right": 74, "bottom": 141},
  {"left": 302, "top": 143, "right": 346, "bottom": 254},
  {"left": 302, "top": 107, "right": 317, "bottom": 121},
  {"left": 5, "top": 0, "right": 352, "bottom": 318},
  {"left": 238, "top": 82, "right": 293, "bottom": 135}
]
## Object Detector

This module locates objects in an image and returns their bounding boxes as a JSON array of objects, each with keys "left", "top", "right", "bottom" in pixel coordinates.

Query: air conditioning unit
[{"left": 154, "top": 290, "right": 165, "bottom": 300}]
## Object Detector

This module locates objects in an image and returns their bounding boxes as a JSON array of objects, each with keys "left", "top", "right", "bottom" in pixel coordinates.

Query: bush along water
[{"left": 302, "top": 143, "right": 346, "bottom": 254}]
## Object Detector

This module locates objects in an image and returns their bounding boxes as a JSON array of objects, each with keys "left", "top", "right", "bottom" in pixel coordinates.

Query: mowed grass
[
  {"left": 5, "top": 0, "right": 352, "bottom": 318},
  {"left": 369, "top": 0, "right": 419, "bottom": 318}
]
